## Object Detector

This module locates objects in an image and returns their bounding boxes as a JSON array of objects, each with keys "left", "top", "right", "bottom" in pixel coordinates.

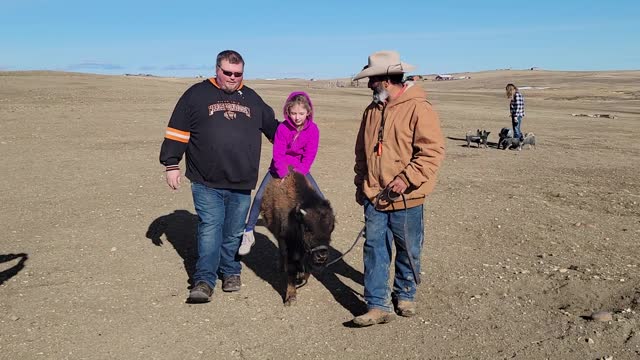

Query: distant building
[{"left": 434, "top": 74, "right": 453, "bottom": 81}]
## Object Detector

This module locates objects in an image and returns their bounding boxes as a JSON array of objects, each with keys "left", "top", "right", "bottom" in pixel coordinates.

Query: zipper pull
[{"left": 377, "top": 141, "right": 383, "bottom": 156}]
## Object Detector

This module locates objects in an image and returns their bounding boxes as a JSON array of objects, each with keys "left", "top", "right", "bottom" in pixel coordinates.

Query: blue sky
[{"left": 1, "top": 0, "right": 638, "bottom": 79}]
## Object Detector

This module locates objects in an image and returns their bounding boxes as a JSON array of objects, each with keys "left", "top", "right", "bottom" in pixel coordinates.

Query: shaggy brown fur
[{"left": 261, "top": 171, "right": 335, "bottom": 306}]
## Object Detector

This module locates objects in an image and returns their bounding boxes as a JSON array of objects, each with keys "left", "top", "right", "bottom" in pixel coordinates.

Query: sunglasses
[{"left": 217, "top": 65, "right": 243, "bottom": 78}]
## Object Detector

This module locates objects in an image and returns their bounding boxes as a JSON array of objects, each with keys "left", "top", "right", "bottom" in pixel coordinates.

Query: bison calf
[{"left": 260, "top": 171, "right": 335, "bottom": 306}]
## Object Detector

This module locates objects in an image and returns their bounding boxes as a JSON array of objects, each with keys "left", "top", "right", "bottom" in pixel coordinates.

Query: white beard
[{"left": 372, "top": 87, "right": 389, "bottom": 103}]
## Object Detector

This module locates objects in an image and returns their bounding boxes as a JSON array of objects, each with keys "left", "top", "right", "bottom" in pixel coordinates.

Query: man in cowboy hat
[{"left": 353, "top": 50, "right": 445, "bottom": 326}]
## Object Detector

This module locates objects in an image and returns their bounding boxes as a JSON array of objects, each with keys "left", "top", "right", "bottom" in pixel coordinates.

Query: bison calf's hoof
[{"left": 284, "top": 296, "right": 297, "bottom": 306}]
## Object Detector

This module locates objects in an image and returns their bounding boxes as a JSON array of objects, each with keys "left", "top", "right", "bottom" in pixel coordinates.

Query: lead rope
[{"left": 323, "top": 190, "right": 386, "bottom": 268}]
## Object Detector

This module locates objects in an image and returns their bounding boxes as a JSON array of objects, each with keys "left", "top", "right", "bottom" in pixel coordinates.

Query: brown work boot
[
  {"left": 221, "top": 274, "right": 241, "bottom": 292},
  {"left": 353, "top": 309, "right": 395, "bottom": 327},
  {"left": 188, "top": 281, "right": 213, "bottom": 303},
  {"left": 395, "top": 300, "right": 417, "bottom": 317}
]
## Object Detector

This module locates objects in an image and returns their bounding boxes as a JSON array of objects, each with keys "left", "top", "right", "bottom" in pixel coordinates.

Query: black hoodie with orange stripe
[{"left": 160, "top": 78, "right": 279, "bottom": 190}]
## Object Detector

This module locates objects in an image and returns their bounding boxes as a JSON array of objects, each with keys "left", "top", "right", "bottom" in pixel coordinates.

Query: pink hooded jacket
[{"left": 269, "top": 91, "right": 319, "bottom": 178}]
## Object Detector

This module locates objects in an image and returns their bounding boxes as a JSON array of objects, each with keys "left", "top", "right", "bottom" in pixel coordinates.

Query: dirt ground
[{"left": 1, "top": 69, "right": 639, "bottom": 359}]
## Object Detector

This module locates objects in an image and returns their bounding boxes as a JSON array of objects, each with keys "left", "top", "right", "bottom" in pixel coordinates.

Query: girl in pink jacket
[{"left": 239, "top": 91, "right": 323, "bottom": 255}]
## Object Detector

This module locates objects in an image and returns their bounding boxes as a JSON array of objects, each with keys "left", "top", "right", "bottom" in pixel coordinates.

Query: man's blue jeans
[
  {"left": 191, "top": 182, "right": 251, "bottom": 289},
  {"left": 245, "top": 172, "right": 324, "bottom": 231},
  {"left": 362, "top": 200, "right": 424, "bottom": 312}
]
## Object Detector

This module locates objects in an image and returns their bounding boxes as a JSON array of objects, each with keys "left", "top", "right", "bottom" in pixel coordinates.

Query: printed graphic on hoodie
[{"left": 208, "top": 102, "right": 251, "bottom": 120}]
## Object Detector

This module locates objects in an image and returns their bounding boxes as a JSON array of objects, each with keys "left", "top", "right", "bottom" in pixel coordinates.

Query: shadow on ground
[
  {"left": 145, "top": 210, "right": 198, "bottom": 286},
  {"left": 446, "top": 136, "right": 499, "bottom": 149},
  {"left": 0, "top": 253, "right": 28, "bottom": 286},
  {"left": 244, "top": 228, "right": 366, "bottom": 316},
  {"left": 145, "top": 212, "right": 365, "bottom": 314}
]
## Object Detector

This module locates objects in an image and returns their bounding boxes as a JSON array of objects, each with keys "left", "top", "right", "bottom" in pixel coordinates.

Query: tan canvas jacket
[{"left": 354, "top": 83, "right": 445, "bottom": 210}]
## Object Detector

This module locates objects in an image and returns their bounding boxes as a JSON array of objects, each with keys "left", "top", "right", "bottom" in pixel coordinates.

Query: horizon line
[{"left": 2, "top": 67, "right": 640, "bottom": 81}]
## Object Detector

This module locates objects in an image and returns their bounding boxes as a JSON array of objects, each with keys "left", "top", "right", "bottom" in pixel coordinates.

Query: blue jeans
[
  {"left": 191, "top": 182, "right": 251, "bottom": 288},
  {"left": 245, "top": 172, "right": 324, "bottom": 231},
  {"left": 512, "top": 116, "right": 523, "bottom": 140},
  {"left": 362, "top": 200, "right": 424, "bottom": 312}
]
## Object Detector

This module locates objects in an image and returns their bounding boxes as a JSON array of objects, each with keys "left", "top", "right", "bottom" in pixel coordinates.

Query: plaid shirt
[{"left": 510, "top": 91, "right": 525, "bottom": 117}]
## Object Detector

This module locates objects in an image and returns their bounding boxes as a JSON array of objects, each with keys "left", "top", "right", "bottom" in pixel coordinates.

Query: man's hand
[
  {"left": 166, "top": 169, "right": 182, "bottom": 190},
  {"left": 387, "top": 177, "right": 408, "bottom": 196}
]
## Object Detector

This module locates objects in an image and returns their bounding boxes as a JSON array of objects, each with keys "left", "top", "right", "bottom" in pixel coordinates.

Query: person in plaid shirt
[{"left": 506, "top": 83, "right": 525, "bottom": 140}]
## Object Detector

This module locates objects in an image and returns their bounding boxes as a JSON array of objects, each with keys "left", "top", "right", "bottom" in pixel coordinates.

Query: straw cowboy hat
[{"left": 353, "top": 50, "right": 416, "bottom": 80}]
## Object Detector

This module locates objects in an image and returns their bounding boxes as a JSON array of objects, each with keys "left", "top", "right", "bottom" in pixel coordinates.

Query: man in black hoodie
[{"left": 160, "top": 50, "right": 279, "bottom": 303}]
